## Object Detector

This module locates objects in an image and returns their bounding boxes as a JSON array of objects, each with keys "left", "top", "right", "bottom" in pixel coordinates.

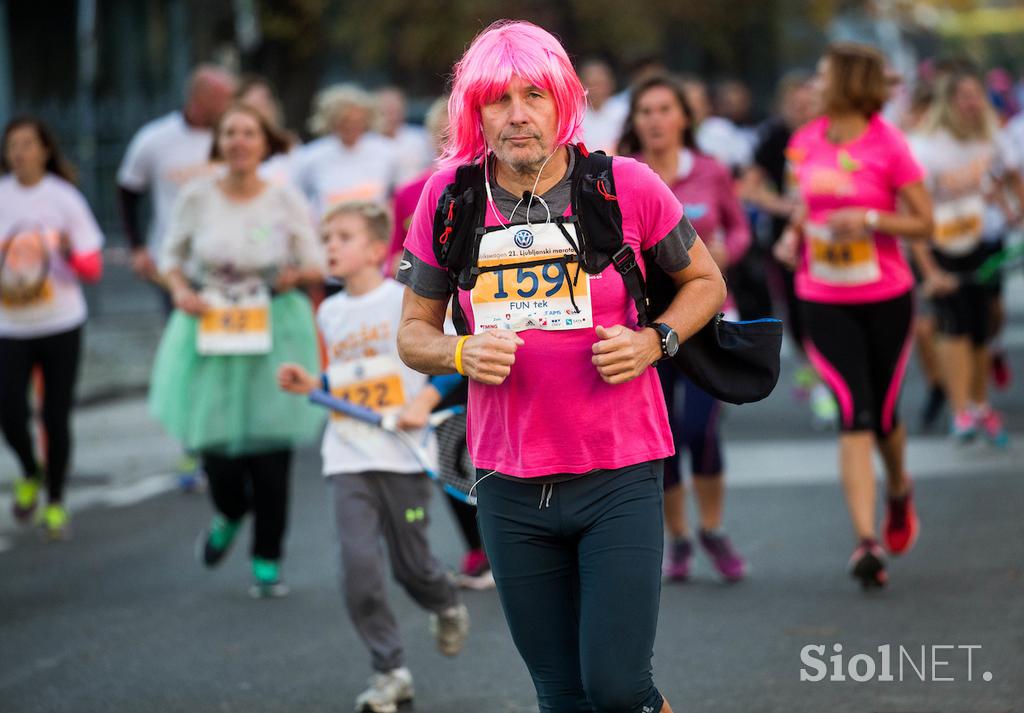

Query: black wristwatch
[{"left": 650, "top": 322, "right": 679, "bottom": 359}]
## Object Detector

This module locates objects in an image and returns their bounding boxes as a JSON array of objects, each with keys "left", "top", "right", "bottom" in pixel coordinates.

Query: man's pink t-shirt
[
  {"left": 788, "top": 114, "right": 924, "bottom": 304},
  {"left": 402, "top": 157, "right": 683, "bottom": 478}
]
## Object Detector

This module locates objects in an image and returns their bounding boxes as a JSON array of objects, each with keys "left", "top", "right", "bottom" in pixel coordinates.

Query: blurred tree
[{"left": 255, "top": 0, "right": 773, "bottom": 96}]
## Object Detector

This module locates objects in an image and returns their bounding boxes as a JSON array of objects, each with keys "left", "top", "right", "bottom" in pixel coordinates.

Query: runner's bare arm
[
  {"left": 164, "top": 267, "right": 209, "bottom": 315},
  {"left": 828, "top": 181, "right": 934, "bottom": 242},
  {"left": 398, "top": 288, "right": 524, "bottom": 385}
]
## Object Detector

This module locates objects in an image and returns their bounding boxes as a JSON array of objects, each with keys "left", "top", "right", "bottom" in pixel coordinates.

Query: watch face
[{"left": 665, "top": 330, "right": 680, "bottom": 357}]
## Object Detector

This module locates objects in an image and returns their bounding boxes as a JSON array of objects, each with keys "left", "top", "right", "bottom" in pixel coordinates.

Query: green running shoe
[
  {"left": 249, "top": 557, "right": 289, "bottom": 599},
  {"left": 12, "top": 476, "right": 42, "bottom": 523},
  {"left": 196, "top": 515, "right": 241, "bottom": 567},
  {"left": 43, "top": 504, "right": 69, "bottom": 541},
  {"left": 810, "top": 383, "right": 838, "bottom": 430}
]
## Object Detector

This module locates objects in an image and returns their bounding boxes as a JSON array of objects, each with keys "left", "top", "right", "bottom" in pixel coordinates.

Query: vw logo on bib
[{"left": 513, "top": 229, "right": 534, "bottom": 249}]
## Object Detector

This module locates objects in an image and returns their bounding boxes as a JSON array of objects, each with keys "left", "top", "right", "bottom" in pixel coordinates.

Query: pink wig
[{"left": 440, "top": 20, "right": 586, "bottom": 168}]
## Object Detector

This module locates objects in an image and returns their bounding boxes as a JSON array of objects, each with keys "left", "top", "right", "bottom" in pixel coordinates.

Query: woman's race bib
[
  {"left": 805, "top": 221, "right": 881, "bottom": 286},
  {"left": 197, "top": 281, "right": 272, "bottom": 355},
  {"left": 933, "top": 194, "right": 984, "bottom": 256},
  {"left": 470, "top": 221, "right": 591, "bottom": 333},
  {"left": 0, "top": 227, "right": 55, "bottom": 309}
]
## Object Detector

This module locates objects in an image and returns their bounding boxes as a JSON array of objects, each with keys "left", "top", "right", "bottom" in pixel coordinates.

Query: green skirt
[{"left": 149, "top": 290, "right": 324, "bottom": 457}]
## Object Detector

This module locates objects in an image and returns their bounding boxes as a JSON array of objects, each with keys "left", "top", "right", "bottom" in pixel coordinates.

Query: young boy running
[{"left": 277, "top": 201, "right": 468, "bottom": 713}]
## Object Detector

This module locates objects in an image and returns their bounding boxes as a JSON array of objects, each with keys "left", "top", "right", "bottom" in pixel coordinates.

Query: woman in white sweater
[{"left": 149, "top": 103, "right": 325, "bottom": 597}]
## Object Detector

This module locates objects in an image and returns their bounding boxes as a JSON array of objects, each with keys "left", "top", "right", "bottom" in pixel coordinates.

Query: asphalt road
[{"left": 2, "top": 279, "right": 1024, "bottom": 713}]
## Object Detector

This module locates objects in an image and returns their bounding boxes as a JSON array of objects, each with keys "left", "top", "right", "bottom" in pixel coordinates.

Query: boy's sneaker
[
  {"left": 976, "top": 406, "right": 1009, "bottom": 449},
  {"left": 849, "top": 539, "right": 888, "bottom": 590},
  {"left": 197, "top": 515, "right": 241, "bottom": 567},
  {"left": 699, "top": 530, "right": 746, "bottom": 582},
  {"left": 430, "top": 603, "right": 469, "bottom": 656},
  {"left": 951, "top": 409, "right": 977, "bottom": 443},
  {"left": 882, "top": 485, "right": 919, "bottom": 556},
  {"left": 663, "top": 537, "right": 693, "bottom": 581},
  {"left": 354, "top": 667, "right": 414, "bottom": 713},
  {"left": 12, "top": 475, "right": 42, "bottom": 523},
  {"left": 248, "top": 557, "right": 289, "bottom": 599}
]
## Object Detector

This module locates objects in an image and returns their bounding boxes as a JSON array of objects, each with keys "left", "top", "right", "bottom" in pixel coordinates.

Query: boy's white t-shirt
[
  {"left": 117, "top": 112, "right": 220, "bottom": 254},
  {"left": 0, "top": 175, "right": 104, "bottom": 338},
  {"left": 317, "top": 278, "right": 429, "bottom": 476}
]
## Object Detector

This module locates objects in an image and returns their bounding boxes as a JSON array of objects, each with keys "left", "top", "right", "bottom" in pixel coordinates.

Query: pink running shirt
[
  {"left": 788, "top": 114, "right": 923, "bottom": 304},
  {"left": 401, "top": 157, "right": 684, "bottom": 477},
  {"left": 387, "top": 169, "right": 431, "bottom": 272}
]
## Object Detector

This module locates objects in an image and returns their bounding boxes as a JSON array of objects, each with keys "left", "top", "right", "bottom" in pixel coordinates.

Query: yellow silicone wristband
[{"left": 454, "top": 335, "right": 470, "bottom": 376}]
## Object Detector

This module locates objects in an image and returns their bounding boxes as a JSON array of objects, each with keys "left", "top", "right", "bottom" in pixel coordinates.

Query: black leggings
[
  {"left": 0, "top": 327, "right": 82, "bottom": 502},
  {"left": 475, "top": 462, "right": 664, "bottom": 713},
  {"left": 658, "top": 363, "right": 724, "bottom": 487},
  {"left": 801, "top": 293, "right": 914, "bottom": 436},
  {"left": 203, "top": 449, "right": 292, "bottom": 561}
]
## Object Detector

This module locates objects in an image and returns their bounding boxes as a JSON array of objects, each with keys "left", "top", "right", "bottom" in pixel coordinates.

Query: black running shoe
[{"left": 849, "top": 539, "right": 888, "bottom": 590}]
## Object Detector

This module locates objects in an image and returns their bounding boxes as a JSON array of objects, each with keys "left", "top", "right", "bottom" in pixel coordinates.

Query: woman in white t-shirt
[
  {"left": 1, "top": 118, "right": 104, "bottom": 539},
  {"left": 908, "top": 70, "right": 1012, "bottom": 448},
  {"left": 294, "top": 84, "right": 400, "bottom": 217},
  {"left": 148, "top": 103, "right": 325, "bottom": 597}
]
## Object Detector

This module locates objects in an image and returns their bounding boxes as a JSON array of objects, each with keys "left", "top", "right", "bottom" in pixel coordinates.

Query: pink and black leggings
[{"left": 800, "top": 292, "right": 914, "bottom": 437}]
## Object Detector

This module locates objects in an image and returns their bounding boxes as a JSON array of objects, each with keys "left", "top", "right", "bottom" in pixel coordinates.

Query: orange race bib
[
  {"left": 197, "top": 282, "right": 272, "bottom": 355},
  {"left": 327, "top": 355, "right": 407, "bottom": 436},
  {"left": 0, "top": 228, "right": 57, "bottom": 309},
  {"left": 805, "top": 221, "right": 881, "bottom": 286},
  {"left": 469, "top": 221, "right": 591, "bottom": 333},
  {"left": 933, "top": 194, "right": 984, "bottom": 256}
]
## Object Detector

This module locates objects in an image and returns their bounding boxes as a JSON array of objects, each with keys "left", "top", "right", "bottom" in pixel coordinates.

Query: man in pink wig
[{"left": 397, "top": 20, "right": 725, "bottom": 713}]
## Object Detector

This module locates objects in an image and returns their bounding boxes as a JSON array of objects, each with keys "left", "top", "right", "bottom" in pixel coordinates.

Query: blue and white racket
[{"left": 309, "top": 390, "right": 477, "bottom": 505}]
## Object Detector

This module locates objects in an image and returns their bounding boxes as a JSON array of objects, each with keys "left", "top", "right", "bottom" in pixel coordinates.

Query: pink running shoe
[
  {"left": 460, "top": 548, "right": 489, "bottom": 578},
  {"left": 976, "top": 406, "right": 1009, "bottom": 448},
  {"left": 699, "top": 530, "right": 746, "bottom": 582},
  {"left": 663, "top": 538, "right": 693, "bottom": 581},
  {"left": 951, "top": 409, "right": 977, "bottom": 443}
]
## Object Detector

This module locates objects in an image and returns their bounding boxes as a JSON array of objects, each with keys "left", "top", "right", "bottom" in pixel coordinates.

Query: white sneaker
[
  {"left": 430, "top": 603, "right": 469, "bottom": 656},
  {"left": 456, "top": 569, "right": 496, "bottom": 591},
  {"left": 354, "top": 667, "right": 414, "bottom": 713}
]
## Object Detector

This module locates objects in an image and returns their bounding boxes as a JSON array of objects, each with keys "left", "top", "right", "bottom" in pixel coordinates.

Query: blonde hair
[
  {"left": 307, "top": 84, "right": 376, "bottom": 137},
  {"left": 424, "top": 96, "right": 449, "bottom": 138},
  {"left": 919, "top": 71, "right": 998, "bottom": 142},
  {"left": 321, "top": 200, "right": 392, "bottom": 244}
]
